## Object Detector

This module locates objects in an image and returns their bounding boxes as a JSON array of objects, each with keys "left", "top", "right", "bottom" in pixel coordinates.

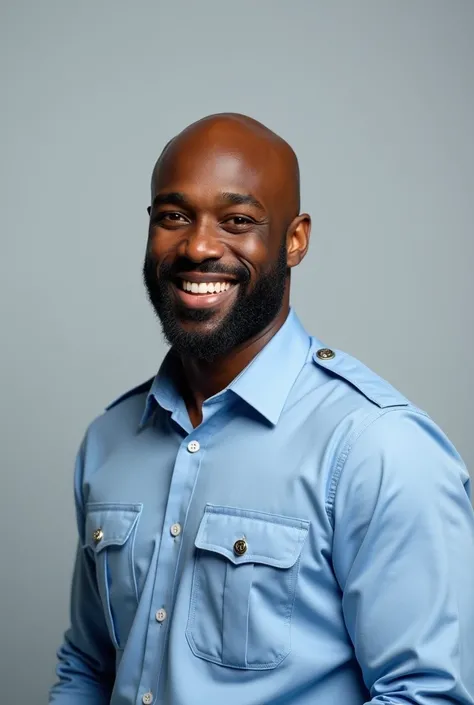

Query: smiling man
[
  {"left": 50, "top": 114, "right": 474, "bottom": 705},
  {"left": 141, "top": 114, "right": 306, "bottom": 425}
]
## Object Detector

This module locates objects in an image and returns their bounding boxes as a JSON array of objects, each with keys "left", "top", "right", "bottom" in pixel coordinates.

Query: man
[{"left": 50, "top": 113, "right": 474, "bottom": 705}]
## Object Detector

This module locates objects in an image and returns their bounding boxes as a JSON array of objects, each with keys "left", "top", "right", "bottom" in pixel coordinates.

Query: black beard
[{"left": 142, "top": 240, "right": 288, "bottom": 362}]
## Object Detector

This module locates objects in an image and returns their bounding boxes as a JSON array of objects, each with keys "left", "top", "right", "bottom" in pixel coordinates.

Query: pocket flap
[
  {"left": 84, "top": 502, "right": 142, "bottom": 553},
  {"left": 195, "top": 505, "right": 309, "bottom": 568}
]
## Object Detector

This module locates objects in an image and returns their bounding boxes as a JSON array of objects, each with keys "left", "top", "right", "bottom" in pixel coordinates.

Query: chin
[
  {"left": 176, "top": 301, "right": 231, "bottom": 325},
  {"left": 177, "top": 315, "right": 223, "bottom": 336}
]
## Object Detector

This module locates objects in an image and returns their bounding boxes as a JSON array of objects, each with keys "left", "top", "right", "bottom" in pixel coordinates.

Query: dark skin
[{"left": 147, "top": 114, "right": 311, "bottom": 427}]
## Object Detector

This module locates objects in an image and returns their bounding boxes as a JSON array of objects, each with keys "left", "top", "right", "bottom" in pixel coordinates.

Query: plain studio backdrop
[{"left": 1, "top": 0, "right": 473, "bottom": 701}]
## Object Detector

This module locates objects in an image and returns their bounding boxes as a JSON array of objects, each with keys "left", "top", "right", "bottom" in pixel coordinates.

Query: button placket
[{"left": 142, "top": 431, "right": 211, "bottom": 701}]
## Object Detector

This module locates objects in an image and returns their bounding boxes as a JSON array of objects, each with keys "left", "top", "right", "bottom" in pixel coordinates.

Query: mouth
[{"left": 171, "top": 276, "right": 239, "bottom": 310}]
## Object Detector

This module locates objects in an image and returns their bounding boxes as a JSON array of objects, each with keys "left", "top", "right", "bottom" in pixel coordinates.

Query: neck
[{"left": 179, "top": 303, "right": 290, "bottom": 426}]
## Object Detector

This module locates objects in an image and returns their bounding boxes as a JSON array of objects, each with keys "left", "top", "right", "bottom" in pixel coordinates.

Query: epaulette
[
  {"left": 105, "top": 377, "right": 155, "bottom": 411},
  {"left": 312, "top": 346, "right": 409, "bottom": 409}
]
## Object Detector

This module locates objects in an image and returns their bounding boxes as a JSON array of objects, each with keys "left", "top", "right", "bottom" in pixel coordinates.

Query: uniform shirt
[{"left": 50, "top": 310, "right": 474, "bottom": 705}]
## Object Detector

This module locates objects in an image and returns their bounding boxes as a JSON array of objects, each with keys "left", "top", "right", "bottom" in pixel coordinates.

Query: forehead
[{"left": 152, "top": 131, "right": 287, "bottom": 211}]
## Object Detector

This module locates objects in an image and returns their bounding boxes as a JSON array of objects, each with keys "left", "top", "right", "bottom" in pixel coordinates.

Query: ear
[
  {"left": 286, "top": 214, "right": 311, "bottom": 268},
  {"left": 147, "top": 206, "right": 151, "bottom": 216}
]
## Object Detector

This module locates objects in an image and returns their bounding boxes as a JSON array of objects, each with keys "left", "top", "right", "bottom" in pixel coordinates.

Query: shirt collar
[
  {"left": 140, "top": 309, "right": 311, "bottom": 429},
  {"left": 139, "top": 351, "right": 180, "bottom": 429},
  {"left": 228, "top": 309, "right": 311, "bottom": 425}
]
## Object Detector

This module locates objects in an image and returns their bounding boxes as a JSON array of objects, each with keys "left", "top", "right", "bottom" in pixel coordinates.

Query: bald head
[{"left": 152, "top": 113, "right": 301, "bottom": 221}]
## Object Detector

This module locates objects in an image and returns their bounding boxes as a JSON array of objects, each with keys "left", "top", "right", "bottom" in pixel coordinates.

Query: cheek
[
  {"left": 232, "top": 234, "right": 269, "bottom": 274},
  {"left": 147, "top": 228, "right": 178, "bottom": 262}
]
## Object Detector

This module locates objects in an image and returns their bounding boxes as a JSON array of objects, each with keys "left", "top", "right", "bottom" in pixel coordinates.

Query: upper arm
[
  {"left": 331, "top": 409, "right": 474, "bottom": 704},
  {"left": 49, "top": 435, "right": 115, "bottom": 702}
]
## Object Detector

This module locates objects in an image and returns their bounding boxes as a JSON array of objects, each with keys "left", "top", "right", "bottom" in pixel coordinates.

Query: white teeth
[{"left": 181, "top": 280, "right": 233, "bottom": 294}]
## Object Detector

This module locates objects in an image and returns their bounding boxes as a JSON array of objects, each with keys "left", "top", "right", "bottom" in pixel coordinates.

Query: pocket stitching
[
  {"left": 129, "top": 520, "right": 139, "bottom": 605},
  {"left": 97, "top": 550, "right": 121, "bottom": 650},
  {"left": 84, "top": 502, "right": 142, "bottom": 649},
  {"left": 186, "top": 549, "right": 202, "bottom": 658},
  {"left": 186, "top": 518, "right": 308, "bottom": 670},
  {"left": 84, "top": 503, "right": 143, "bottom": 552},
  {"left": 187, "top": 549, "right": 295, "bottom": 669},
  {"left": 197, "top": 513, "right": 309, "bottom": 568}
]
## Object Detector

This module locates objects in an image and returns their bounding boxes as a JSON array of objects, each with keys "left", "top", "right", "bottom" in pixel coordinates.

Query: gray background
[{"left": 1, "top": 0, "right": 473, "bottom": 701}]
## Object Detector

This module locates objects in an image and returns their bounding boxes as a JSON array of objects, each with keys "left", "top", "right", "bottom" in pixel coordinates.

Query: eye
[
  {"left": 153, "top": 211, "right": 189, "bottom": 226},
  {"left": 222, "top": 215, "right": 255, "bottom": 231},
  {"left": 229, "top": 216, "right": 252, "bottom": 225}
]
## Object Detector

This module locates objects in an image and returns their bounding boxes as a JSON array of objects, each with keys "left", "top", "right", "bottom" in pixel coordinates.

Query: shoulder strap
[{"left": 312, "top": 346, "right": 409, "bottom": 409}]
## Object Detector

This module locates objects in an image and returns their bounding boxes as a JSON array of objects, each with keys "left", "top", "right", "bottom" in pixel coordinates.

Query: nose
[{"left": 177, "top": 221, "right": 225, "bottom": 263}]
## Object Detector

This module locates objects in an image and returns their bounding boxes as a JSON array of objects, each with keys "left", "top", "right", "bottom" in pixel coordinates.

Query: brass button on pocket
[
  {"left": 316, "top": 348, "right": 335, "bottom": 360},
  {"left": 92, "top": 528, "right": 104, "bottom": 543},
  {"left": 233, "top": 538, "right": 247, "bottom": 556}
]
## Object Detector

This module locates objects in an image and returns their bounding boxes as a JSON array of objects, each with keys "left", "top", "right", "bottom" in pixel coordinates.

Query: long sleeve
[
  {"left": 331, "top": 409, "right": 474, "bottom": 704},
  {"left": 49, "top": 438, "right": 115, "bottom": 703}
]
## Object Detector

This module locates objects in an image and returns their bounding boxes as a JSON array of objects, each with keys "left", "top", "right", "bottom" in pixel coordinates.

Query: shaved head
[
  {"left": 152, "top": 113, "right": 301, "bottom": 222},
  {"left": 144, "top": 113, "right": 310, "bottom": 361}
]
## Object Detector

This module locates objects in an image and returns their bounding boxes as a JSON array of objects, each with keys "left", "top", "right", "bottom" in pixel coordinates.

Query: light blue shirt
[{"left": 50, "top": 310, "right": 474, "bottom": 705}]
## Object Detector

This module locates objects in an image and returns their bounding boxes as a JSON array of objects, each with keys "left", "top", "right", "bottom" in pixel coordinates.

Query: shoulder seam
[{"left": 324, "top": 407, "right": 429, "bottom": 526}]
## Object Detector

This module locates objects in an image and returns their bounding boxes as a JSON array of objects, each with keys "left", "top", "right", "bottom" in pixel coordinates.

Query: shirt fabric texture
[{"left": 50, "top": 310, "right": 474, "bottom": 705}]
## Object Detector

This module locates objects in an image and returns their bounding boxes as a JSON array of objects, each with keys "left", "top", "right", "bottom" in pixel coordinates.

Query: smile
[
  {"left": 172, "top": 278, "right": 239, "bottom": 310},
  {"left": 181, "top": 280, "right": 232, "bottom": 295}
]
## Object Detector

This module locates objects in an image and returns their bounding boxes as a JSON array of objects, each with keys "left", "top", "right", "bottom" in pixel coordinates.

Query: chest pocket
[
  {"left": 84, "top": 502, "right": 142, "bottom": 650},
  {"left": 186, "top": 505, "right": 309, "bottom": 670}
]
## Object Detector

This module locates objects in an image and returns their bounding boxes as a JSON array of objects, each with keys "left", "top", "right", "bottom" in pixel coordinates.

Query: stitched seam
[
  {"left": 196, "top": 547, "right": 303, "bottom": 567},
  {"left": 85, "top": 502, "right": 143, "bottom": 512},
  {"left": 129, "top": 520, "right": 139, "bottom": 605},
  {"left": 325, "top": 407, "right": 412, "bottom": 527},
  {"left": 222, "top": 561, "right": 230, "bottom": 664},
  {"left": 204, "top": 505, "right": 309, "bottom": 528},
  {"left": 243, "top": 564, "right": 252, "bottom": 667},
  {"left": 188, "top": 525, "right": 308, "bottom": 670},
  {"left": 102, "top": 551, "right": 120, "bottom": 650},
  {"left": 185, "top": 553, "right": 200, "bottom": 652}
]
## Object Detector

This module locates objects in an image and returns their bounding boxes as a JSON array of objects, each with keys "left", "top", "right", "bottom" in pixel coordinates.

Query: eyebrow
[
  {"left": 151, "top": 191, "right": 266, "bottom": 212},
  {"left": 218, "top": 192, "right": 265, "bottom": 211},
  {"left": 151, "top": 192, "right": 191, "bottom": 210}
]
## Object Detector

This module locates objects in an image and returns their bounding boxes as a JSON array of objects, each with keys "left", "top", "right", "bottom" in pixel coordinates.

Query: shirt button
[
  {"left": 92, "top": 528, "right": 103, "bottom": 543},
  {"left": 316, "top": 347, "right": 335, "bottom": 360},
  {"left": 155, "top": 608, "right": 167, "bottom": 623},
  {"left": 142, "top": 692, "right": 153, "bottom": 705},
  {"left": 187, "top": 440, "right": 200, "bottom": 453},
  {"left": 233, "top": 538, "right": 248, "bottom": 556},
  {"left": 170, "top": 523, "right": 182, "bottom": 537}
]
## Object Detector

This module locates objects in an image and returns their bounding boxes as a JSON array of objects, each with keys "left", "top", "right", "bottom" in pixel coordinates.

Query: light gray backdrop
[{"left": 1, "top": 1, "right": 473, "bottom": 701}]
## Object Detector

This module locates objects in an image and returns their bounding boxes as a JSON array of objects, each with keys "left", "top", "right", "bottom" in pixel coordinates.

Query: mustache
[{"left": 156, "top": 257, "right": 251, "bottom": 284}]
